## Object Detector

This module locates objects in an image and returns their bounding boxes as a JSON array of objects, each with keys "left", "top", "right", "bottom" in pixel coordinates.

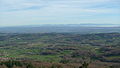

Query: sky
[{"left": 0, "top": 0, "right": 120, "bottom": 26}]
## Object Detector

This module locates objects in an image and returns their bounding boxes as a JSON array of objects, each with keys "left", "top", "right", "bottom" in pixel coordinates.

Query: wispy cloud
[
  {"left": 0, "top": 0, "right": 119, "bottom": 12},
  {"left": 0, "top": 0, "right": 120, "bottom": 26}
]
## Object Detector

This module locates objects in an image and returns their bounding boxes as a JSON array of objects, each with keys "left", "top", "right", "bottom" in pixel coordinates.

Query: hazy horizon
[{"left": 0, "top": 24, "right": 120, "bottom": 27}]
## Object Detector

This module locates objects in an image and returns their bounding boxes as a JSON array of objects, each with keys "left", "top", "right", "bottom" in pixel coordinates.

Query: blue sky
[{"left": 0, "top": 0, "right": 120, "bottom": 26}]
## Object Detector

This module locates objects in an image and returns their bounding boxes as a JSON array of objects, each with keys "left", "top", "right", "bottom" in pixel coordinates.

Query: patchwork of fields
[{"left": 0, "top": 33, "right": 120, "bottom": 68}]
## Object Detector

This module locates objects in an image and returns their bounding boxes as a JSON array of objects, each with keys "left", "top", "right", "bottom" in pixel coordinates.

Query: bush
[{"left": 0, "top": 60, "right": 23, "bottom": 68}]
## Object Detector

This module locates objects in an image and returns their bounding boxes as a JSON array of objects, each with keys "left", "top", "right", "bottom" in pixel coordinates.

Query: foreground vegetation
[
  {"left": 0, "top": 33, "right": 120, "bottom": 68},
  {"left": 0, "top": 60, "right": 119, "bottom": 68}
]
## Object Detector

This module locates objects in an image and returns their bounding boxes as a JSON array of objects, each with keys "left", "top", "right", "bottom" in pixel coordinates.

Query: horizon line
[{"left": 0, "top": 24, "right": 120, "bottom": 28}]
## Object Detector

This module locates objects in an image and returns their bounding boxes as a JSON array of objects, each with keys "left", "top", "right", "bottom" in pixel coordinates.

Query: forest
[{"left": 0, "top": 33, "right": 120, "bottom": 68}]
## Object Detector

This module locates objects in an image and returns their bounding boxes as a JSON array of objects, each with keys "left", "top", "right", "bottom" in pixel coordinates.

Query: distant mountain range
[{"left": 0, "top": 24, "right": 120, "bottom": 33}]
